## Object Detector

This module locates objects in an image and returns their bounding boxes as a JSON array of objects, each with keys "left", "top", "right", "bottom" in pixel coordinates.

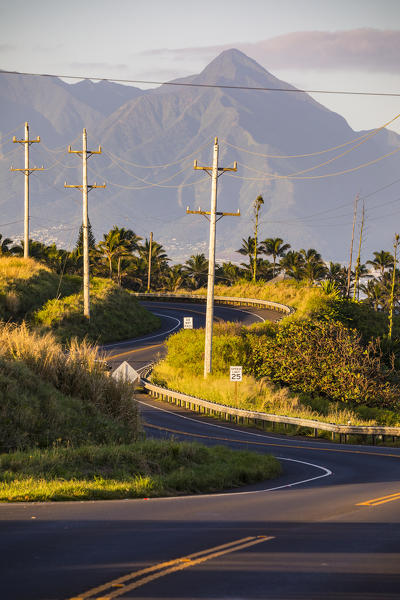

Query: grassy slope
[
  {"left": 191, "top": 280, "right": 330, "bottom": 319},
  {"left": 0, "top": 442, "right": 281, "bottom": 502},
  {"left": 0, "top": 357, "right": 138, "bottom": 451},
  {"left": 0, "top": 257, "right": 161, "bottom": 342},
  {"left": 0, "top": 257, "right": 80, "bottom": 320},
  {"left": 34, "top": 277, "right": 161, "bottom": 343}
]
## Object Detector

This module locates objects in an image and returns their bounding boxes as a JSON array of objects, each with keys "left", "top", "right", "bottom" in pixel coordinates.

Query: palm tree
[
  {"left": 163, "top": 265, "right": 185, "bottom": 292},
  {"left": 138, "top": 238, "right": 169, "bottom": 290},
  {"left": 261, "top": 237, "right": 291, "bottom": 277},
  {"left": 183, "top": 254, "right": 209, "bottom": 289},
  {"left": 366, "top": 250, "right": 394, "bottom": 278},
  {"left": 252, "top": 195, "right": 264, "bottom": 282},
  {"left": 299, "top": 248, "right": 327, "bottom": 283},
  {"left": 0, "top": 233, "right": 13, "bottom": 255},
  {"left": 96, "top": 226, "right": 130, "bottom": 279},
  {"left": 215, "top": 261, "right": 241, "bottom": 286},
  {"left": 279, "top": 250, "right": 305, "bottom": 281},
  {"left": 360, "top": 279, "right": 385, "bottom": 312},
  {"left": 325, "top": 262, "right": 349, "bottom": 297}
]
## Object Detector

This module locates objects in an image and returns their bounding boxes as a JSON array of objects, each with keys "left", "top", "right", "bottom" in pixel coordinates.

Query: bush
[
  {"left": 247, "top": 319, "right": 400, "bottom": 408},
  {"left": 163, "top": 322, "right": 247, "bottom": 376}
]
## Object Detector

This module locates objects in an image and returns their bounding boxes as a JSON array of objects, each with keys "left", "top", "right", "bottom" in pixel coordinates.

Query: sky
[{"left": 1, "top": 0, "right": 400, "bottom": 133}]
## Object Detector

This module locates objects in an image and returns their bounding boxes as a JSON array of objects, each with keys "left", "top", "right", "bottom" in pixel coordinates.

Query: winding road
[{"left": 1, "top": 301, "right": 400, "bottom": 599}]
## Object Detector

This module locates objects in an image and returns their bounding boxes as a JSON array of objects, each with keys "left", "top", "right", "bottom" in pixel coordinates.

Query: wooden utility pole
[
  {"left": 353, "top": 201, "right": 365, "bottom": 301},
  {"left": 388, "top": 233, "right": 399, "bottom": 340},
  {"left": 188, "top": 137, "right": 239, "bottom": 377},
  {"left": 147, "top": 231, "right": 153, "bottom": 293},
  {"left": 11, "top": 122, "right": 43, "bottom": 258},
  {"left": 65, "top": 129, "right": 105, "bottom": 319},
  {"left": 347, "top": 194, "right": 358, "bottom": 298},
  {"left": 253, "top": 195, "right": 264, "bottom": 283}
]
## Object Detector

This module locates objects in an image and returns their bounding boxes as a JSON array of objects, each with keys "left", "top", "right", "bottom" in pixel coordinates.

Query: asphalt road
[{"left": 1, "top": 301, "right": 400, "bottom": 600}]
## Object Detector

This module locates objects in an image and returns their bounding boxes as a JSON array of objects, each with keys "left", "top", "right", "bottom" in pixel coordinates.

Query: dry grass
[
  {"left": 0, "top": 321, "right": 140, "bottom": 449},
  {"left": 151, "top": 361, "right": 378, "bottom": 426},
  {"left": 184, "top": 280, "right": 328, "bottom": 320},
  {"left": 0, "top": 256, "right": 50, "bottom": 283}
]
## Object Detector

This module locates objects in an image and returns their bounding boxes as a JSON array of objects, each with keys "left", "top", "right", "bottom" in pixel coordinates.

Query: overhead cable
[{"left": 1, "top": 68, "right": 400, "bottom": 97}]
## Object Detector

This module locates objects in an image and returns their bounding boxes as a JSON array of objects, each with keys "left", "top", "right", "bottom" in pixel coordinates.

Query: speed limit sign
[{"left": 230, "top": 366, "right": 242, "bottom": 382}]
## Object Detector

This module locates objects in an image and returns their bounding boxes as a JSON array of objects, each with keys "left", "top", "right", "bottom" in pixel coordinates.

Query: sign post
[{"left": 230, "top": 366, "right": 242, "bottom": 407}]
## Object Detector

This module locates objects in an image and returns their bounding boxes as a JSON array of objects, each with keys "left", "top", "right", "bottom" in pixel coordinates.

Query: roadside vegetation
[
  {"left": 0, "top": 442, "right": 281, "bottom": 502},
  {"left": 33, "top": 277, "right": 160, "bottom": 343},
  {"left": 1, "top": 215, "right": 399, "bottom": 497}
]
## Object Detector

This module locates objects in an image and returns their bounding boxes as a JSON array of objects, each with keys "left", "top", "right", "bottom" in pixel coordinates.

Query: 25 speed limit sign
[{"left": 230, "top": 366, "right": 243, "bottom": 382}]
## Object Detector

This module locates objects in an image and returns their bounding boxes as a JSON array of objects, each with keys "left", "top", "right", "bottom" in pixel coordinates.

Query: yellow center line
[
  {"left": 357, "top": 492, "right": 400, "bottom": 506},
  {"left": 69, "top": 535, "right": 273, "bottom": 600},
  {"left": 107, "top": 342, "right": 164, "bottom": 360},
  {"left": 144, "top": 422, "right": 400, "bottom": 459}
]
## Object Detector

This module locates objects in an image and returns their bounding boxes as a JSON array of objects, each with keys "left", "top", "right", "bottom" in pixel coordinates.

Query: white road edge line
[
  {"left": 137, "top": 400, "right": 333, "bottom": 500},
  {"left": 138, "top": 398, "right": 314, "bottom": 445},
  {"left": 101, "top": 313, "right": 181, "bottom": 349}
]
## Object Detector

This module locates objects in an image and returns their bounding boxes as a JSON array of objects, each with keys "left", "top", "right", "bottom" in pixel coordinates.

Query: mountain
[{"left": 0, "top": 50, "right": 399, "bottom": 264}]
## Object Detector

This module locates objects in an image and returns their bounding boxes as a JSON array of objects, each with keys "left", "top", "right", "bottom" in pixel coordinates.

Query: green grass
[
  {"left": 0, "top": 322, "right": 140, "bottom": 451},
  {"left": 151, "top": 361, "right": 398, "bottom": 427},
  {"left": 33, "top": 277, "right": 161, "bottom": 343},
  {"left": 0, "top": 256, "right": 80, "bottom": 320},
  {"left": 0, "top": 441, "right": 282, "bottom": 502},
  {"left": 188, "top": 279, "right": 330, "bottom": 320}
]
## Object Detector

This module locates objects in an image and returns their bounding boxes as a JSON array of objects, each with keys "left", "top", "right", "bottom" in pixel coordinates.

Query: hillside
[
  {"left": 1, "top": 49, "right": 399, "bottom": 263},
  {"left": 0, "top": 256, "right": 160, "bottom": 342}
]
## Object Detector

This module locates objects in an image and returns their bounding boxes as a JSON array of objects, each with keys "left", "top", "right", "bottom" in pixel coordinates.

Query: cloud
[
  {"left": 68, "top": 62, "right": 129, "bottom": 73},
  {"left": 140, "top": 29, "right": 400, "bottom": 74},
  {"left": 240, "top": 29, "right": 400, "bottom": 72}
]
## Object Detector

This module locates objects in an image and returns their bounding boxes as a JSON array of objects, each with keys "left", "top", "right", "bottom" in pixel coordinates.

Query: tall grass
[
  {"left": 0, "top": 256, "right": 80, "bottom": 320},
  {"left": 0, "top": 321, "right": 140, "bottom": 450},
  {"left": 151, "top": 361, "right": 383, "bottom": 426},
  {"left": 188, "top": 280, "right": 329, "bottom": 320}
]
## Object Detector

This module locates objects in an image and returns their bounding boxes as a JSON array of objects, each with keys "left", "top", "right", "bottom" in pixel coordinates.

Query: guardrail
[
  {"left": 137, "top": 292, "right": 399, "bottom": 444},
  {"left": 141, "top": 379, "right": 400, "bottom": 445},
  {"left": 133, "top": 292, "right": 295, "bottom": 316}
]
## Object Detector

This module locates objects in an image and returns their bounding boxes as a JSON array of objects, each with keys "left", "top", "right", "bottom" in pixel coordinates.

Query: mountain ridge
[{"left": 0, "top": 49, "right": 399, "bottom": 263}]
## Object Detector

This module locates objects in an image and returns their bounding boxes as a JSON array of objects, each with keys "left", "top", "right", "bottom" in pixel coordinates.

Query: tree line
[{"left": 0, "top": 224, "right": 399, "bottom": 313}]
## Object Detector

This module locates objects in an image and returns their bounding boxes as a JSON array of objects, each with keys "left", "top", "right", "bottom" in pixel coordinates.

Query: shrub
[
  {"left": 246, "top": 319, "right": 400, "bottom": 408},
  {"left": 163, "top": 322, "right": 247, "bottom": 376}
]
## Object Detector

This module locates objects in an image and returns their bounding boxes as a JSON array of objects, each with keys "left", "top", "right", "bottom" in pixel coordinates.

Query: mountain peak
[{"left": 189, "top": 47, "right": 295, "bottom": 91}]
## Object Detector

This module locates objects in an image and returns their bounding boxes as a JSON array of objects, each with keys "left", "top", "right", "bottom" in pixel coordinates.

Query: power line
[
  {"left": 228, "top": 145, "right": 400, "bottom": 181},
  {"left": 1, "top": 68, "right": 400, "bottom": 98},
  {"left": 221, "top": 110, "right": 400, "bottom": 159}
]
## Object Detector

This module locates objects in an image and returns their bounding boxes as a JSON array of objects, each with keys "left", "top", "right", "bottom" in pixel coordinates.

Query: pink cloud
[
  {"left": 141, "top": 29, "right": 400, "bottom": 73},
  {"left": 240, "top": 29, "right": 400, "bottom": 72}
]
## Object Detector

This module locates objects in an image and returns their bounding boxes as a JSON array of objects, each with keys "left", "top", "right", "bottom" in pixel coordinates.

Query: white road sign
[
  {"left": 230, "top": 366, "right": 243, "bottom": 382},
  {"left": 111, "top": 361, "right": 140, "bottom": 384},
  {"left": 183, "top": 317, "right": 193, "bottom": 329}
]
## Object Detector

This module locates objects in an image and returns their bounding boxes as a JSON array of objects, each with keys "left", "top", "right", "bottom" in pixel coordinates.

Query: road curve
[{"left": 1, "top": 301, "right": 400, "bottom": 600}]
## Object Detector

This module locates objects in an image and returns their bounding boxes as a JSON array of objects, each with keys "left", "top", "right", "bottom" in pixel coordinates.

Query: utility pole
[
  {"left": 188, "top": 137, "right": 239, "bottom": 377},
  {"left": 11, "top": 122, "right": 43, "bottom": 258},
  {"left": 346, "top": 194, "right": 359, "bottom": 298},
  {"left": 147, "top": 231, "right": 153, "bottom": 293},
  {"left": 353, "top": 201, "right": 365, "bottom": 302},
  {"left": 388, "top": 233, "right": 399, "bottom": 341},
  {"left": 65, "top": 129, "right": 105, "bottom": 319},
  {"left": 253, "top": 195, "right": 264, "bottom": 283}
]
